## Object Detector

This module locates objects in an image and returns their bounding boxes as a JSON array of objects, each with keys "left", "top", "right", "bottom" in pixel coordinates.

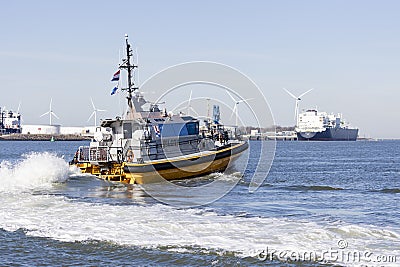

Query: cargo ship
[
  {"left": 296, "top": 109, "right": 358, "bottom": 141},
  {"left": 0, "top": 108, "right": 21, "bottom": 134}
]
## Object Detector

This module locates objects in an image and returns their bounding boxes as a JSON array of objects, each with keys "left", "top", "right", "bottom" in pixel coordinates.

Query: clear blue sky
[{"left": 1, "top": 1, "right": 399, "bottom": 138}]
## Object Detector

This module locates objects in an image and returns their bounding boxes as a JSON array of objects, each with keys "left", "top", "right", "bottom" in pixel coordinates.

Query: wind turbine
[
  {"left": 16, "top": 101, "right": 21, "bottom": 114},
  {"left": 15, "top": 101, "right": 23, "bottom": 123},
  {"left": 186, "top": 90, "right": 199, "bottom": 116},
  {"left": 283, "top": 88, "right": 313, "bottom": 127},
  {"left": 226, "top": 91, "right": 253, "bottom": 127},
  {"left": 87, "top": 98, "right": 106, "bottom": 127},
  {"left": 40, "top": 98, "right": 59, "bottom": 125}
]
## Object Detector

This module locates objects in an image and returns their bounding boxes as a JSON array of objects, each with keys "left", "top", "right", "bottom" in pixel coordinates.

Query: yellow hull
[{"left": 74, "top": 142, "right": 248, "bottom": 184}]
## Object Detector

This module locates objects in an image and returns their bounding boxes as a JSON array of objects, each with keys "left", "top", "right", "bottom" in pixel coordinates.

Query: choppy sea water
[{"left": 0, "top": 140, "right": 399, "bottom": 266}]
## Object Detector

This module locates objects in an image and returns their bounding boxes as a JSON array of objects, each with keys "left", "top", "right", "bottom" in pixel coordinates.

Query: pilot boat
[{"left": 70, "top": 35, "right": 248, "bottom": 184}]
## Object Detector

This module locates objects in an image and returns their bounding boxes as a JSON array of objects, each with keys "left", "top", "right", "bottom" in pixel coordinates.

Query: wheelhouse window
[
  {"left": 186, "top": 122, "right": 199, "bottom": 135},
  {"left": 123, "top": 123, "right": 132, "bottom": 139}
]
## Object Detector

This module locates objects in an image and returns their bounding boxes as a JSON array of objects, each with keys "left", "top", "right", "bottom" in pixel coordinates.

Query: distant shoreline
[
  {"left": 0, "top": 133, "right": 396, "bottom": 142},
  {"left": 0, "top": 134, "right": 92, "bottom": 141}
]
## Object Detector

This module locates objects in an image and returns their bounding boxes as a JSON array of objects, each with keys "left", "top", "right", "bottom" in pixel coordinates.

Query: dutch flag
[{"left": 111, "top": 70, "right": 120, "bottom": 81}]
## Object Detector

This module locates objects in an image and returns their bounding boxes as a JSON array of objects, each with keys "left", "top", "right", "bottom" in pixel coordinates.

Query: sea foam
[
  {"left": 0, "top": 152, "right": 70, "bottom": 192},
  {"left": 0, "top": 193, "right": 398, "bottom": 266}
]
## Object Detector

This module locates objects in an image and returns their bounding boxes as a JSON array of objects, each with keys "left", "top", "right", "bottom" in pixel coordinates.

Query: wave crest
[
  {"left": 0, "top": 152, "right": 70, "bottom": 192},
  {"left": 284, "top": 185, "right": 344, "bottom": 191},
  {"left": 374, "top": 188, "right": 400, "bottom": 194}
]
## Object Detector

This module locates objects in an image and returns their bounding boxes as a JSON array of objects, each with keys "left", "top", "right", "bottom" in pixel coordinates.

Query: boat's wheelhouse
[{"left": 76, "top": 111, "right": 217, "bottom": 164}]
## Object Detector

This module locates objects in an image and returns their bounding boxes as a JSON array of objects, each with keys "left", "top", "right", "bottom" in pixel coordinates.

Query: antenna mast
[{"left": 120, "top": 34, "right": 138, "bottom": 109}]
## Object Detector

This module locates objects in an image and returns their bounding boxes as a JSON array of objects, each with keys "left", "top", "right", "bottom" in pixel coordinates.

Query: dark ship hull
[
  {"left": 297, "top": 128, "right": 358, "bottom": 141},
  {"left": 0, "top": 128, "right": 21, "bottom": 134}
]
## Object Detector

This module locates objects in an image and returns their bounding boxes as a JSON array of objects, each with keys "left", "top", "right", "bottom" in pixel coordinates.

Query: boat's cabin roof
[
  {"left": 101, "top": 113, "right": 198, "bottom": 128},
  {"left": 101, "top": 118, "right": 122, "bottom": 127}
]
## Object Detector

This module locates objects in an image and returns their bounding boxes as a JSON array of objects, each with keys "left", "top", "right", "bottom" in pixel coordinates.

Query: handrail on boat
[
  {"left": 77, "top": 145, "right": 113, "bottom": 162},
  {"left": 77, "top": 146, "right": 108, "bottom": 162}
]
